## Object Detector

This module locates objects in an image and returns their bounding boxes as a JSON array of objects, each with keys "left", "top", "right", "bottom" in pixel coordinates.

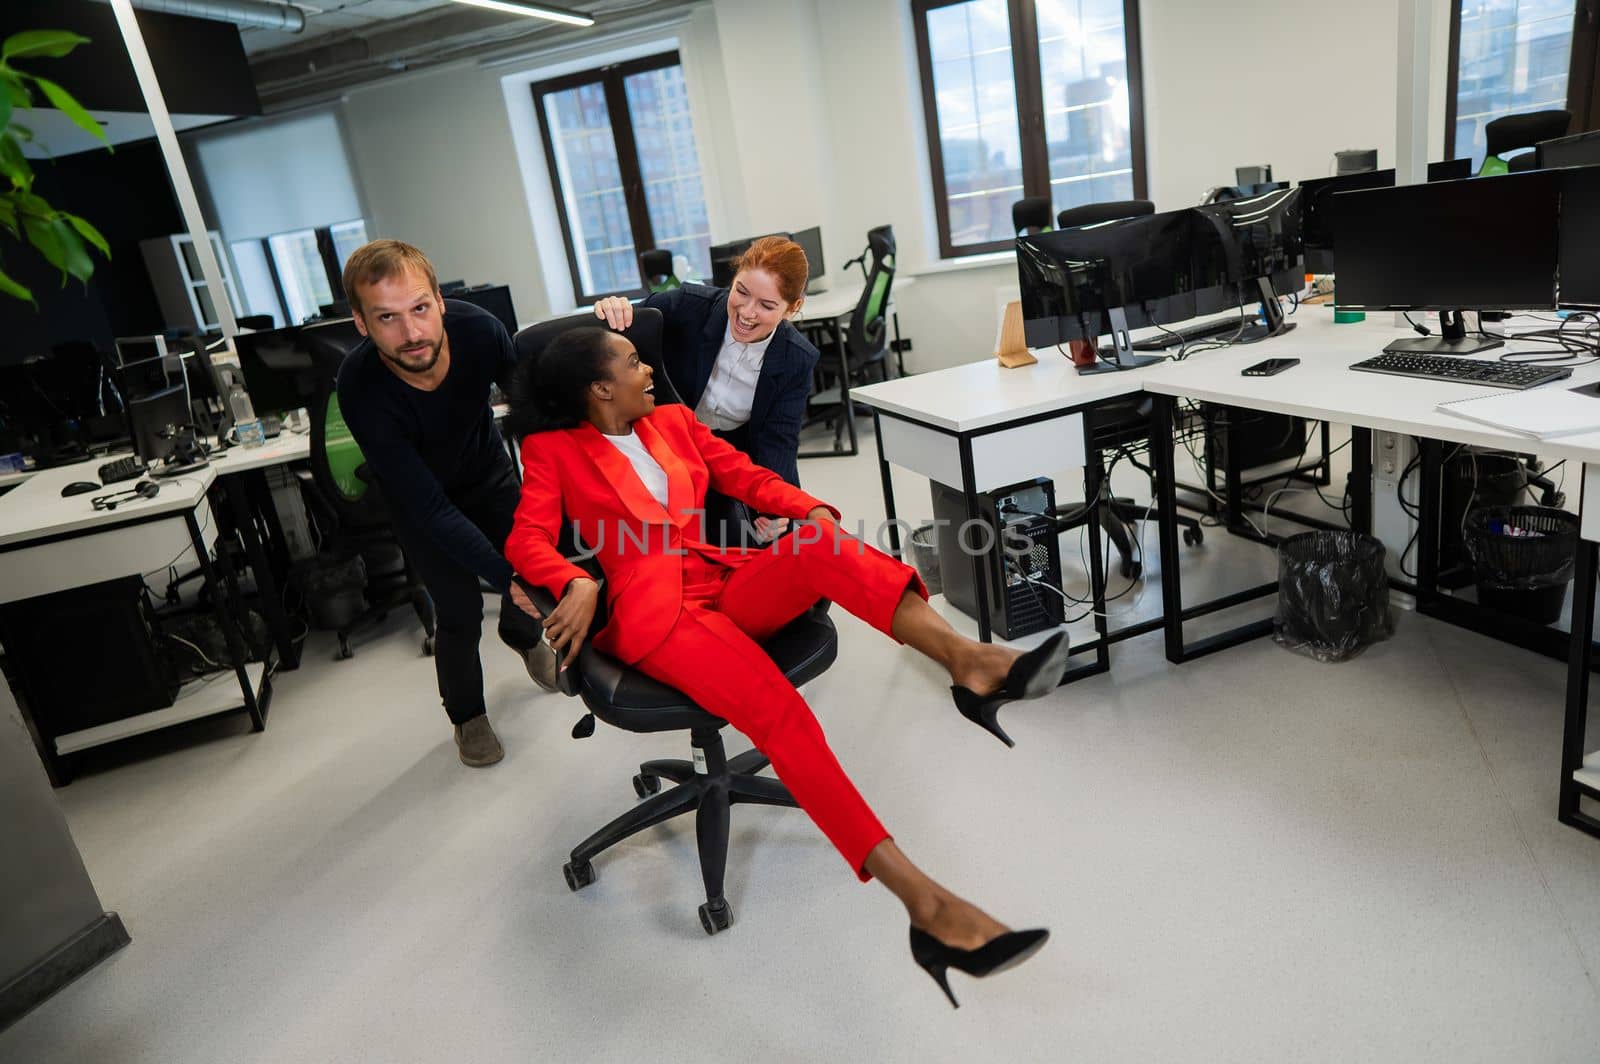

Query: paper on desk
[{"left": 1436, "top": 387, "right": 1600, "bottom": 440}]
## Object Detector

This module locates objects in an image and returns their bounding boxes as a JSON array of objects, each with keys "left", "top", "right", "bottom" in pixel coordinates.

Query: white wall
[{"left": 320, "top": 0, "right": 1458, "bottom": 366}]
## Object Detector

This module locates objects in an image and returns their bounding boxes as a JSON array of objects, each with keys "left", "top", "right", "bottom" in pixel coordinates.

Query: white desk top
[
  {"left": 799, "top": 275, "right": 914, "bottom": 322},
  {"left": 1141, "top": 309, "right": 1600, "bottom": 466},
  {"left": 851, "top": 348, "right": 1148, "bottom": 433},
  {"left": 0, "top": 455, "right": 213, "bottom": 549},
  {"left": 206, "top": 430, "right": 312, "bottom": 475}
]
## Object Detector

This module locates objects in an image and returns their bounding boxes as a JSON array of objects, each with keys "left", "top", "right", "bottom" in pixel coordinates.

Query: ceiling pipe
[{"left": 93, "top": 0, "right": 307, "bottom": 33}]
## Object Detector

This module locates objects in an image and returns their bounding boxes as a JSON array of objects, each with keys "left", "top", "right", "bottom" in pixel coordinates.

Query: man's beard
[{"left": 380, "top": 338, "right": 442, "bottom": 375}]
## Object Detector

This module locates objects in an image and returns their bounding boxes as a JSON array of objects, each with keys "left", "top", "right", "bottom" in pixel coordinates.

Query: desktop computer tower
[
  {"left": 0, "top": 575, "right": 178, "bottom": 741},
  {"left": 929, "top": 478, "right": 1065, "bottom": 640},
  {"left": 1204, "top": 405, "right": 1307, "bottom": 470}
]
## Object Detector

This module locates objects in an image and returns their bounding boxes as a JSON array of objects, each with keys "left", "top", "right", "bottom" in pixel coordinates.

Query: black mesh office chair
[
  {"left": 1012, "top": 196, "right": 1053, "bottom": 235},
  {"left": 806, "top": 224, "right": 899, "bottom": 453},
  {"left": 638, "top": 249, "right": 680, "bottom": 293},
  {"left": 1482, "top": 109, "right": 1570, "bottom": 173},
  {"left": 506, "top": 310, "right": 838, "bottom": 935},
  {"left": 1049, "top": 200, "right": 1202, "bottom": 579},
  {"left": 299, "top": 331, "right": 436, "bottom": 660}
]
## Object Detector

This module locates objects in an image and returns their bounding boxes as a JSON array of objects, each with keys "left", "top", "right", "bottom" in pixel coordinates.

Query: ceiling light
[{"left": 448, "top": 0, "right": 595, "bottom": 26}]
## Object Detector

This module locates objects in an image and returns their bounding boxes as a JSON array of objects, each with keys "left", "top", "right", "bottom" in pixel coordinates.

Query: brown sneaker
[
  {"left": 454, "top": 715, "right": 504, "bottom": 767},
  {"left": 522, "top": 640, "right": 560, "bottom": 693}
]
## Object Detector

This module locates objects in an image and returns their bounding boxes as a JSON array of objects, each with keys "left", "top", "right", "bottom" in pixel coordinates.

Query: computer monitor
[
  {"left": 1329, "top": 168, "right": 1572, "bottom": 353},
  {"left": 298, "top": 317, "right": 367, "bottom": 376},
  {"left": 709, "top": 233, "right": 790, "bottom": 288},
  {"left": 447, "top": 285, "right": 517, "bottom": 336},
  {"left": 1191, "top": 186, "right": 1303, "bottom": 340},
  {"left": 1427, "top": 158, "right": 1473, "bottom": 182},
  {"left": 1300, "top": 171, "right": 1397, "bottom": 273},
  {"left": 439, "top": 279, "right": 468, "bottom": 295},
  {"left": 1208, "top": 181, "right": 1289, "bottom": 204},
  {"left": 126, "top": 382, "right": 192, "bottom": 469},
  {"left": 233, "top": 326, "right": 316, "bottom": 415},
  {"left": 788, "top": 226, "right": 828, "bottom": 293},
  {"left": 1537, "top": 129, "right": 1600, "bottom": 169},
  {"left": 1017, "top": 208, "right": 1196, "bottom": 368}
]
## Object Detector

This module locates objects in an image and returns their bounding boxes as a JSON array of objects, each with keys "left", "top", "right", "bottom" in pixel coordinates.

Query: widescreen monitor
[
  {"left": 1191, "top": 186, "right": 1303, "bottom": 337},
  {"left": 448, "top": 285, "right": 517, "bottom": 336},
  {"left": 233, "top": 326, "right": 316, "bottom": 415}
]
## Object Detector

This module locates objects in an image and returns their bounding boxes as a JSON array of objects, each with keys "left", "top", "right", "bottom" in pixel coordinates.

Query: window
[
  {"left": 1447, "top": 1, "right": 1582, "bottom": 165},
  {"left": 232, "top": 219, "right": 369, "bottom": 327},
  {"left": 533, "top": 53, "right": 713, "bottom": 302},
  {"left": 913, "top": 0, "right": 1146, "bottom": 258}
]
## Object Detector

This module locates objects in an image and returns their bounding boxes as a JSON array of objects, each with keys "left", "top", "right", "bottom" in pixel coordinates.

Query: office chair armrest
[{"left": 517, "top": 577, "right": 585, "bottom": 698}]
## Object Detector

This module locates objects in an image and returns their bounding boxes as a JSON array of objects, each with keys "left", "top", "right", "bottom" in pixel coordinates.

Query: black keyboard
[
  {"left": 98, "top": 455, "right": 146, "bottom": 484},
  {"left": 1350, "top": 353, "right": 1572, "bottom": 390}
]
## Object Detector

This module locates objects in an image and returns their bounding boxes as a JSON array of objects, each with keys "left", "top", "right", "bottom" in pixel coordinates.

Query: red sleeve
[
  {"left": 506, "top": 434, "right": 592, "bottom": 600},
  {"left": 679, "top": 407, "right": 839, "bottom": 521}
]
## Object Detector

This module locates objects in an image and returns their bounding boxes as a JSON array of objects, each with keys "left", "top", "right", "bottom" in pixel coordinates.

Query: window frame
[
  {"left": 531, "top": 50, "right": 691, "bottom": 304},
  {"left": 911, "top": 0, "right": 1149, "bottom": 260},
  {"left": 238, "top": 219, "right": 366, "bottom": 326},
  {"left": 1445, "top": 0, "right": 1595, "bottom": 160}
]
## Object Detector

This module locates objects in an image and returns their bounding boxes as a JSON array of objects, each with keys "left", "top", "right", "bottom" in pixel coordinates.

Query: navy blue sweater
[{"left": 335, "top": 300, "right": 517, "bottom": 591}]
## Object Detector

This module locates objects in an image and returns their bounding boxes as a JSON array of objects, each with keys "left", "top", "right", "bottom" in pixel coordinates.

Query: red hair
[{"left": 733, "top": 236, "right": 809, "bottom": 305}]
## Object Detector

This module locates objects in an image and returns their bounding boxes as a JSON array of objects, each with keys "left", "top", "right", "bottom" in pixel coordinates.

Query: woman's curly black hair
[{"left": 504, "top": 326, "right": 618, "bottom": 437}]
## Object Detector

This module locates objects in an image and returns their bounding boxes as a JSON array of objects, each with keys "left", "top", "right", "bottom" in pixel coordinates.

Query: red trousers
[{"left": 635, "top": 522, "right": 925, "bottom": 880}]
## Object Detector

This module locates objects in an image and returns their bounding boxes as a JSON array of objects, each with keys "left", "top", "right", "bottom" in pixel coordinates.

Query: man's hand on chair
[
  {"left": 509, "top": 581, "right": 542, "bottom": 620},
  {"left": 544, "top": 577, "right": 600, "bottom": 671}
]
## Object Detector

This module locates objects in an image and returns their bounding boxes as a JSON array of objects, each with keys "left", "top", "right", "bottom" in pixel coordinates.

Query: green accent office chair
[
  {"left": 1479, "top": 109, "right": 1570, "bottom": 175},
  {"left": 805, "top": 224, "right": 899, "bottom": 454},
  {"left": 1012, "top": 196, "right": 1053, "bottom": 235},
  {"left": 639, "top": 249, "right": 681, "bottom": 293}
]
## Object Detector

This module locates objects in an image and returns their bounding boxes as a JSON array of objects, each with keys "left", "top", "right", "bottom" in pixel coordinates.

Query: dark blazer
[{"left": 642, "top": 283, "right": 819, "bottom": 487}]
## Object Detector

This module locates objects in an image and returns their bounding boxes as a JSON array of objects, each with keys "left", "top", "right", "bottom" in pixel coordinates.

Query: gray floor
[{"left": 5, "top": 421, "right": 1600, "bottom": 1063}]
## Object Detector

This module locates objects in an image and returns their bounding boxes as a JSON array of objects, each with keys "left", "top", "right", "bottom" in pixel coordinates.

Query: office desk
[
  {"left": 795, "top": 276, "right": 915, "bottom": 458},
  {"left": 853, "top": 351, "right": 1156, "bottom": 678},
  {"left": 0, "top": 458, "right": 269, "bottom": 784},
  {"left": 1140, "top": 310, "right": 1600, "bottom": 840}
]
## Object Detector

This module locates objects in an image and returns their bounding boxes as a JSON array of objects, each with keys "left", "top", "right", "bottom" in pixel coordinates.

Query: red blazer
[{"left": 506, "top": 403, "right": 835, "bottom": 664}]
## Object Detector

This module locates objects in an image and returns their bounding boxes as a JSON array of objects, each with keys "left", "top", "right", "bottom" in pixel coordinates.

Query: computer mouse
[{"left": 61, "top": 481, "right": 100, "bottom": 497}]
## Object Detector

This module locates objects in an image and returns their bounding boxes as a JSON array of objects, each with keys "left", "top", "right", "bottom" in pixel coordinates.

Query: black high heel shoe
[
  {"left": 909, "top": 926, "right": 1050, "bottom": 1009},
  {"left": 949, "top": 631, "right": 1071, "bottom": 747}
]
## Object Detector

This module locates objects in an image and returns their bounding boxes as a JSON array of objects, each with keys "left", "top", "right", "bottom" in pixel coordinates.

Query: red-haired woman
[{"left": 595, "top": 236, "right": 816, "bottom": 543}]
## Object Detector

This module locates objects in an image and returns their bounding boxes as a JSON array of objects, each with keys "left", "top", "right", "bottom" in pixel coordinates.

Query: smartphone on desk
[{"left": 1242, "top": 358, "right": 1300, "bottom": 376}]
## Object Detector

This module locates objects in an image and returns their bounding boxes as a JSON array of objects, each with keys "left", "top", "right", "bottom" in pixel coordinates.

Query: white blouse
[{"left": 694, "top": 323, "right": 776, "bottom": 431}]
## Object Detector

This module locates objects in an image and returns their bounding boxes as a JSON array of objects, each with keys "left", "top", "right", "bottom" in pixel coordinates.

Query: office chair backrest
[
  {"left": 1012, "top": 196, "right": 1053, "bottom": 235},
  {"left": 1055, "top": 199, "right": 1155, "bottom": 230},
  {"left": 301, "top": 319, "right": 382, "bottom": 525},
  {"left": 1482, "top": 109, "right": 1570, "bottom": 174},
  {"left": 505, "top": 307, "right": 676, "bottom": 438},
  {"left": 847, "top": 225, "right": 897, "bottom": 362},
  {"left": 639, "top": 249, "right": 679, "bottom": 293}
]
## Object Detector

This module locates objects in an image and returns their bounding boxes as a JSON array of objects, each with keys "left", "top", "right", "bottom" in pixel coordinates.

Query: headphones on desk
[{"left": 91, "top": 480, "right": 160, "bottom": 511}]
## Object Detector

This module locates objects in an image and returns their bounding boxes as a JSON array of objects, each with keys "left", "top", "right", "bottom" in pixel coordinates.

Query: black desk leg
[
  {"left": 1350, "top": 427, "right": 1373, "bottom": 535},
  {"left": 1561, "top": 539, "right": 1600, "bottom": 836},
  {"left": 1224, "top": 411, "right": 1244, "bottom": 530},
  {"left": 223, "top": 475, "right": 299, "bottom": 670},
  {"left": 891, "top": 310, "right": 907, "bottom": 377},
  {"left": 959, "top": 436, "right": 993, "bottom": 644},
  {"left": 835, "top": 318, "right": 858, "bottom": 456},
  {"left": 1416, "top": 438, "right": 1442, "bottom": 611},
  {"left": 873, "top": 411, "right": 903, "bottom": 558},
  {"left": 1084, "top": 445, "right": 1111, "bottom": 673},
  {"left": 186, "top": 510, "right": 266, "bottom": 731},
  {"left": 1151, "top": 395, "right": 1186, "bottom": 662}
]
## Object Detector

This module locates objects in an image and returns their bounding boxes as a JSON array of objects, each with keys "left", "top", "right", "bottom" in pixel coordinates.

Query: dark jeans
[{"left": 389, "top": 456, "right": 541, "bottom": 726}]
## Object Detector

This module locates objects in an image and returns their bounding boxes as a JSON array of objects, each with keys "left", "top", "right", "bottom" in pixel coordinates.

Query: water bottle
[{"left": 230, "top": 385, "right": 265, "bottom": 449}]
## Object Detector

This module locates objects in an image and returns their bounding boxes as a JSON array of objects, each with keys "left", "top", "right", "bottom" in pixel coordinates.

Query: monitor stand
[
  {"left": 1078, "top": 307, "right": 1165, "bottom": 375},
  {"left": 1381, "top": 309, "right": 1502, "bottom": 355},
  {"left": 1230, "top": 276, "right": 1298, "bottom": 343}
]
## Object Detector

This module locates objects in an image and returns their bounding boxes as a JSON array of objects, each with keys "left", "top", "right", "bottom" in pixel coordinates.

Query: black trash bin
[
  {"left": 1462, "top": 505, "right": 1579, "bottom": 625},
  {"left": 1274, "top": 531, "right": 1393, "bottom": 662}
]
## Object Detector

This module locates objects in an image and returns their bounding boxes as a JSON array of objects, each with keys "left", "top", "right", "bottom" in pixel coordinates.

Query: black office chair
[
  {"left": 1012, "top": 196, "right": 1053, "bottom": 235},
  {"left": 1048, "top": 200, "right": 1202, "bottom": 579},
  {"left": 806, "top": 224, "right": 899, "bottom": 452},
  {"left": 639, "top": 249, "right": 680, "bottom": 293},
  {"left": 299, "top": 335, "right": 436, "bottom": 660},
  {"left": 236, "top": 314, "right": 275, "bottom": 331},
  {"left": 507, "top": 312, "right": 838, "bottom": 935},
  {"left": 1482, "top": 109, "right": 1570, "bottom": 174}
]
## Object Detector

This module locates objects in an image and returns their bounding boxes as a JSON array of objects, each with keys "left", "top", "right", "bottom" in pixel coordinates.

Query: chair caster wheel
[
  {"left": 699, "top": 899, "right": 733, "bottom": 935},
  {"left": 1183, "top": 526, "right": 1203, "bottom": 546},
  {"left": 633, "top": 773, "right": 660, "bottom": 798},
  {"left": 563, "top": 860, "right": 596, "bottom": 891},
  {"left": 422, "top": 636, "right": 435, "bottom": 656},
  {"left": 337, "top": 638, "right": 353, "bottom": 660}
]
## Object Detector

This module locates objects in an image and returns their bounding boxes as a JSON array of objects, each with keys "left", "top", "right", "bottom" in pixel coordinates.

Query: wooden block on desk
[{"left": 995, "top": 301, "right": 1037, "bottom": 368}]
